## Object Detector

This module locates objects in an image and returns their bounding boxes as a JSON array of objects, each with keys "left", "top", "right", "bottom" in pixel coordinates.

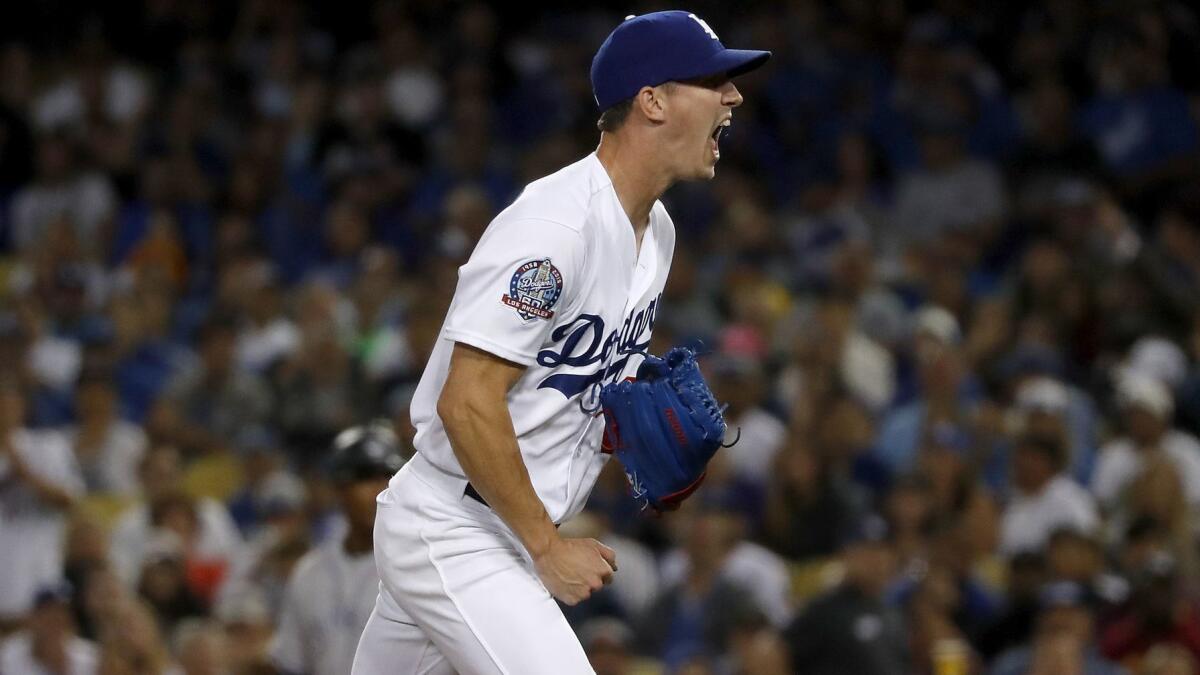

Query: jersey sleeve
[{"left": 442, "top": 218, "right": 585, "bottom": 366}]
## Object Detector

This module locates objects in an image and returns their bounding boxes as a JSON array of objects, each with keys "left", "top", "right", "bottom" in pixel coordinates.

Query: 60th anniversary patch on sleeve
[{"left": 502, "top": 258, "right": 563, "bottom": 321}]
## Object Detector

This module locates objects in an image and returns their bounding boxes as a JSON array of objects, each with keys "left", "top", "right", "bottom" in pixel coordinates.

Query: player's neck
[{"left": 596, "top": 133, "right": 671, "bottom": 235}]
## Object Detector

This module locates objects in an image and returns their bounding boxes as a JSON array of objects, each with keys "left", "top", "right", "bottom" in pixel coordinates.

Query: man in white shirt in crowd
[
  {"left": 660, "top": 500, "right": 794, "bottom": 629},
  {"left": 271, "top": 423, "right": 403, "bottom": 675},
  {"left": 109, "top": 444, "right": 242, "bottom": 588},
  {"left": 710, "top": 354, "right": 786, "bottom": 486},
  {"left": 0, "top": 379, "right": 85, "bottom": 629},
  {"left": 67, "top": 367, "right": 147, "bottom": 497},
  {"left": 1092, "top": 372, "right": 1200, "bottom": 512},
  {"left": 1001, "top": 432, "right": 1099, "bottom": 556},
  {"left": 0, "top": 582, "right": 98, "bottom": 675}
]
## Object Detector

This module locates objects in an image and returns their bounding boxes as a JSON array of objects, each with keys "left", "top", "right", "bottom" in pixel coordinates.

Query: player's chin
[{"left": 690, "top": 156, "right": 719, "bottom": 180}]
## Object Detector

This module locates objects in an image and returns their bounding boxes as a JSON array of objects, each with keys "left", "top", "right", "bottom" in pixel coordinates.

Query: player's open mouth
[{"left": 710, "top": 117, "right": 731, "bottom": 158}]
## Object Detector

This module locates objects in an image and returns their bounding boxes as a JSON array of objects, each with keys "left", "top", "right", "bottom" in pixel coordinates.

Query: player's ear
[{"left": 634, "top": 85, "right": 667, "bottom": 123}]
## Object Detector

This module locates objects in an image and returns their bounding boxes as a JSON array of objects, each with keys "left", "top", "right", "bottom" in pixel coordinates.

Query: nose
[{"left": 722, "top": 81, "right": 744, "bottom": 108}]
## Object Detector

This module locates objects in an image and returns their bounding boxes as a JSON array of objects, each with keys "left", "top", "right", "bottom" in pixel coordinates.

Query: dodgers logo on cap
[{"left": 590, "top": 10, "right": 771, "bottom": 111}]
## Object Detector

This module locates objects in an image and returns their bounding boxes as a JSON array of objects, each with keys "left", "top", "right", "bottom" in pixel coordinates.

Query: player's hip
[{"left": 378, "top": 454, "right": 524, "bottom": 553}]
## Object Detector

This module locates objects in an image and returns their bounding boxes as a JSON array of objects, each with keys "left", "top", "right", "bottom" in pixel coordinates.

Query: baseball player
[
  {"left": 270, "top": 423, "right": 404, "bottom": 675},
  {"left": 352, "top": 11, "right": 769, "bottom": 675}
]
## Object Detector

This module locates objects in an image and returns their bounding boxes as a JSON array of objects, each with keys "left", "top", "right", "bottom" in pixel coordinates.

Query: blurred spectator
[
  {"left": 989, "top": 581, "right": 1125, "bottom": 675},
  {"left": 1079, "top": 24, "right": 1198, "bottom": 186},
  {"left": 977, "top": 552, "right": 1046, "bottom": 660},
  {"left": 161, "top": 313, "right": 274, "bottom": 456},
  {"left": 124, "top": 211, "right": 190, "bottom": 291},
  {"left": 890, "top": 108, "right": 1006, "bottom": 250},
  {"left": 1009, "top": 78, "right": 1100, "bottom": 208},
  {"left": 274, "top": 282, "right": 362, "bottom": 463},
  {"left": 657, "top": 246, "right": 722, "bottom": 346},
  {"left": 63, "top": 513, "right": 110, "bottom": 595},
  {"left": 77, "top": 565, "right": 129, "bottom": 644},
  {"left": 764, "top": 432, "right": 870, "bottom": 560},
  {"left": 214, "top": 589, "right": 274, "bottom": 673},
  {"left": 1143, "top": 191, "right": 1200, "bottom": 338},
  {"left": 883, "top": 476, "right": 936, "bottom": 568},
  {"left": 707, "top": 354, "right": 785, "bottom": 487},
  {"left": 348, "top": 245, "right": 411, "bottom": 394},
  {"left": 95, "top": 598, "right": 180, "bottom": 674},
  {"left": 109, "top": 445, "right": 242, "bottom": 591},
  {"left": 269, "top": 423, "right": 400, "bottom": 675},
  {"left": 875, "top": 305, "right": 980, "bottom": 476},
  {"left": 224, "top": 427, "right": 296, "bottom": 536},
  {"left": 784, "top": 514, "right": 908, "bottom": 675},
  {"left": 898, "top": 516, "right": 1002, "bottom": 658},
  {"left": 1009, "top": 373, "right": 1099, "bottom": 487},
  {"left": 67, "top": 367, "right": 147, "bottom": 496},
  {"left": 1140, "top": 644, "right": 1199, "bottom": 675},
  {"left": 0, "top": 583, "right": 98, "bottom": 675},
  {"left": 1092, "top": 373, "right": 1200, "bottom": 519},
  {"left": 911, "top": 420, "right": 1000, "bottom": 557},
  {"left": 660, "top": 502, "right": 793, "bottom": 630},
  {"left": 1101, "top": 552, "right": 1200, "bottom": 668},
  {"left": 103, "top": 286, "right": 196, "bottom": 424},
  {"left": 135, "top": 530, "right": 207, "bottom": 630},
  {"left": 725, "top": 621, "right": 790, "bottom": 675},
  {"left": 999, "top": 432, "right": 1098, "bottom": 556},
  {"left": 580, "top": 617, "right": 637, "bottom": 675},
  {"left": 1045, "top": 528, "right": 1130, "bottom": 611},
  {"left": 173, "top": 619, "right": 229, "bottom": 675},
  {"left": 638, "top": 502, "right": 775, "bottom": 668},
  {"left": 9, "top": 132, "right": 117, "bottom": 254},
  {"left": 230, "top": 261, "right": 300, "bottom": 375},
  {"left": 0, "top": 380, "right": 84, "bottom": 625},
  {"left": 1119, "top": 462, "right": 1198, "bottom": 587}
]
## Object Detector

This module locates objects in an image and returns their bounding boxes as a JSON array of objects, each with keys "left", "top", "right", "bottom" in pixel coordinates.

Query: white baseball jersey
[
  {"left": 271, "top": 540, "right": 379, "bottom": 675},
  {"left": 407, "top": 152, "right": 676, "bottom": 525}
]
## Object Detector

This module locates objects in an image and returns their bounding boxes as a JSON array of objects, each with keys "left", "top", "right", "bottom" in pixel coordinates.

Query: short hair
[
  {"left": 595, "top": 82, "right": 676, "bottom": 132},
  {"left": 597, "top": 98, "right": 634, "bottom": 132}
]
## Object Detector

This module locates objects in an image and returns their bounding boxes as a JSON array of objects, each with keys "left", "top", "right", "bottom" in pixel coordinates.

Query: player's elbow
[
  {"left": 439, "top": 342, "right": 523, "bottom": 433},
  {"left": 437, "top": 377, "right": 489, "bottom": 431},
  {"left": 436, "top": 383, "right": 466, "bottom": 429}
]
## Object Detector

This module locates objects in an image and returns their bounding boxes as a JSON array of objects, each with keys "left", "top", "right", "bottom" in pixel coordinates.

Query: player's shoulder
[{"left": 498, "top": 153, "right": 613, "bottom": 234}]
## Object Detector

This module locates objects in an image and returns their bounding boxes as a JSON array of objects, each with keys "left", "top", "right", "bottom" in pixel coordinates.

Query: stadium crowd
[{"left": 3, "top": 1, "right": 1200, "bottom": 673}]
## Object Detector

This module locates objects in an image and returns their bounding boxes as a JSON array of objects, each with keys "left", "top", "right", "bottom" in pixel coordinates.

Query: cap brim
[
  {"left": 676, "top": 47, "right": 768, "bottom": 82},
  {"left": 693, "top": 48, "right": 771, "bottom": 80}
]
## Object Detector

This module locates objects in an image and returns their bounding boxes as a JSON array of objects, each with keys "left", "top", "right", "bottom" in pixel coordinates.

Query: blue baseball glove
[{"left": 599, "top": 347, "right": 730, "bottom": 511}]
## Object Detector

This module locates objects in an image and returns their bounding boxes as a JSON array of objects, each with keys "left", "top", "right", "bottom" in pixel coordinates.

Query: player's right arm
[{"left": 438, "top": 342, "right": 617, "bottom": 605}]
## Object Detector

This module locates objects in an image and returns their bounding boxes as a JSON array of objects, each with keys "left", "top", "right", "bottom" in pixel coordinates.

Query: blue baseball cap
[{"left": 591, "top": 11, "right": 771, "bottom": 111}]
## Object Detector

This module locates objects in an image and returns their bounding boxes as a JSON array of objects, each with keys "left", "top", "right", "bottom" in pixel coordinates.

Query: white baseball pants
[{"left": 351, "top": 453, "right": 595, "bottom": 675}]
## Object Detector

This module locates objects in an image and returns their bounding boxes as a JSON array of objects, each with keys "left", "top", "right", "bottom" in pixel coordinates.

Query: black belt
[
  {"left": 464, "top": 482, "right": 489, "bottom": 507},
  {"left": 462, "top": 482, "right": 560, "bottom": 529}
]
